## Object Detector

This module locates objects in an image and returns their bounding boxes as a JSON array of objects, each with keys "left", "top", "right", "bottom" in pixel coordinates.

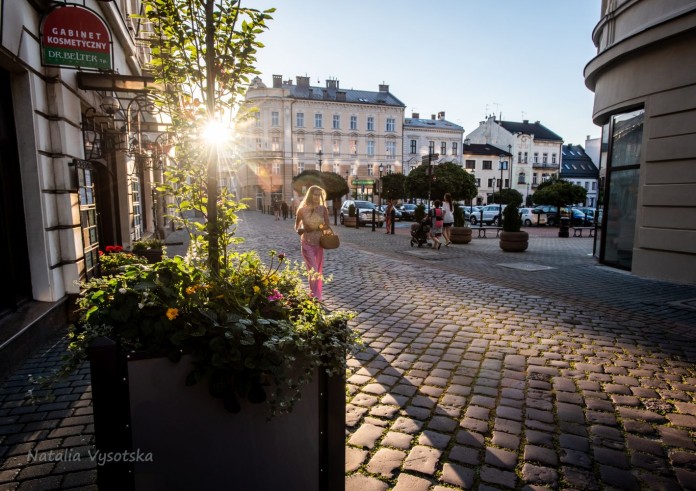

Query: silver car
[{"left": 340, "top": 200, "right": 385, "bottom": 227}]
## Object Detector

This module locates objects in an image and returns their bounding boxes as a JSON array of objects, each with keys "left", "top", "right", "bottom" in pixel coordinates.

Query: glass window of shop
[{"left": 598, "top": 108, "right": 644, "bottom": 270}]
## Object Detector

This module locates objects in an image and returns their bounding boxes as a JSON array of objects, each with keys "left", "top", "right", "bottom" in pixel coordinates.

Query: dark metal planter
[{"left": 88, "top": 338, "right": 345, "bottom": 491}]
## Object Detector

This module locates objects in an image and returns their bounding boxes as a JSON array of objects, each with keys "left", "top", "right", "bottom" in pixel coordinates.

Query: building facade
[
  {"left": 0, "top": 0, "right": 170, "bottom": 368},
  {"left": 560, "top": 144, "right": 600, "bottom": 207},
  {"left": 461, "top": 143, "right": 513, "bottom": 206},
  {"left": 466, "top": 116, "right": 564, "bottom": 200},
  {"left": 236, "top": 75, "right": 405, "bottom": 209},
  {"left": 584, "top": 0, "right": 696, "bottom": 284},
  {"left": 402, "top": 112, "right": 464, "bottom": 175}
]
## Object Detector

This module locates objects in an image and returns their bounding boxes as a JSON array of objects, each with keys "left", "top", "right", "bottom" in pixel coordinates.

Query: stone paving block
[
  {"left": 586, "top": 410, "right": 618, "bottom": 426},
  {"left": 427, "top": 415, "right": 457, "bottom": 433},
  {"left": 480, "top": 464, "right": 517, "bottom": 488},
  {"left": 600, "top": 464, "right": 640, "bottom": 489},
  {"left": 496, "top": 405, "right": 522, "bottom": 422},
  {"left": 381, "top": 431, "right": 412, "bottom": 450},
  {"left": 555, "top": 391, "right": 583, "bottom": 404},
  {"left": 667, "top": 413, "right": 696, "bottom": 429},
  {"left": 418, "top": 430, "right": 450, "bottom": 450},
  {"left": 366, "top": 448, "right": 406, "bottom": 478},
  {"left": 455, "top": 430, "right": 484, "bottom": 448},
  {"left": 485, "top": 446, "right": 518, "bottom": 470},
  {"left": 345, "top": 473, "right": 389, "bottom": 491},
  {"left": 492, "top": 431, "right": 520, "bottom": 450},
  {"left": 559, "top": 433, "right": 590, "bottom": 452},
  {"left": 669, "top": 449, "right": 696, "bottom": 467},
  {"left": 674, "top": 402, "right": 696, "bottom": 416},
  {"left": 403, "top": 445, "right": 441, "bottom": 475},
  {"left": 617, "top": 407, "right": 667, "bottom": 423},
  {"left": 392, "top": 473, "right": 432, "bottom": 491},
  {"left": 660, "top": 427, "right": 696, "bottom": 449},
  {"left": 585, "top": 398, "right": 614, "bottom": 411},
  {"left": 449, "top": 445, "right": 480, "bottom": 466},
  {"left": 593, "top": 447, "right": 629, "bottom": 469},
  {"left": 369, "top": 405, "right": 399, "bottom": 419},
  {"left": 521, "top": 463, "right": 558, "bottom": 486},
  {"left": 556, "top": 402, "right": 585, "bottom": 423},
  {"left": 631, "top": 452, "right": 669, "bottom": 473},
  {"left": 559, "top": 448, "right": 593, "bottom": 468},
  {"left": 380, "top": 394, "right": 409, "bottom": 407},
  {"left": 626, "top": 434, "right": 664, "bottom": 456},
  {"left": 401, "top": 406, "right": 430, "bottom": 421},
  {"left": 675, "top": 468, "right": 696, "bottom": 490},
  {"left": 352, "top": 394, "right": 380, "bottom": 407},
  {"left": 345, "top": 447, "right": 368, "bottom": 472},
  {"left": 440, "top": 462, "right": 475, "bottom": 488},
  {"left": 524, "top": 445, "right": 558, "bottom": 466},
  {"left": 348, "top": 423, "right": 385, "bottom": 449},
  {"left": 525, "top": 429, "right": 554, "bottom": 448},
  {"left": 469, "top": 395, "right": 496, "bottom": 409},
  {"left": 460, "top": 417, "right": 488, "bottom": 433},
  {"left": 562, "top": 466, "right": 599, "bottom": 490}
]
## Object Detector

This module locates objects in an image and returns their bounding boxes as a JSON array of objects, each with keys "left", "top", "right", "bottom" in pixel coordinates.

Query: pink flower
[{"left": 267, "top": 289, "right": 284, "bottom": 302}]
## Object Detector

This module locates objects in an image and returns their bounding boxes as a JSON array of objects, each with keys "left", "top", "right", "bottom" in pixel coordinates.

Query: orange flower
[{"left": 166, "top": 308, "right": 179, "bottom": 320}]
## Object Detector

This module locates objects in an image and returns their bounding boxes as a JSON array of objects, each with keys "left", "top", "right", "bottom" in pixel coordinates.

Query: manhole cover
[{"left": 498, "top": 262, "right": 554, "bottom": 272}]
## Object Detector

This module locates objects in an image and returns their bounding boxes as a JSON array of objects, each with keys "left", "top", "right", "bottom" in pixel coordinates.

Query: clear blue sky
[{"left": 249, "top": 0, "right": 602, "bottom": 146}]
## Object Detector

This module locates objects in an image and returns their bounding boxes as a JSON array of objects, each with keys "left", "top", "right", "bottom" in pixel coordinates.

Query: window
[
  {"left": 487, "top": 178, "right": 494, "bottom": 187},
  {"left": 533, "top": 173, "right": 538, "bottom": 184},
  {"left": 77, "top": 163, "right": 99, "bottom": 279},
  {"left": 410, "top": 140, "right": 417, "bottom": 154},
  {"left": 386, "top": 118, "right": 395, "bottom": 132},
  {"left": 350, "top": 116, "right": 357, "bottom": 130},
  {"left": 518, "top": 152, "right": 522, "bottom": 163},
  {"left": 482, "top": 160, "right": 492, "bottom": 170},
  {"left": 271, "top": 111, "right": 279, "bottom": 126},
  {"left": 534, "top": 152, "right": 539, "bottom": 163},
  {"left": 552, "top": 153, "right": 557, "bottom": 164},
  {"left": 367, "top": 116, "right": 374, "bottom": 131},
  {"left": 271, "top": 137, "right": 279, "bottom": 151},
  {"left": 465, "top": 160, "right": 475, "bottom": 170},
  {"left": 367, "top": 165, "right": 373, "bottom": 177},
  {"left": 255, "top": 138, "right": 262, "bottom": 150},
  {"left": 254, "top": 112, "right": 261, "bottom": 127},
  {"left": 524, "top": 152, "right": 528, "bottom": 163},
  {"left": 452, "top": 142, "right": 458, "bottom": 155},
  {"left": 543, "top": 153, "right": 548, "bottom": 164},
  {"left": 333, "top": 139, "right": 340, "bottom": 155},
  {"left": 592, "top": 181, "right": 596, "bottom": 190},
  {"left": 296, "top": 137, "right": 304, "bottom": 153},
  {"left": 314, "top": 140, "right": 322, "bottom": 153},
  {"left": 387, "top": 165, "right": 393, "bottom": 174},
  {"left": 333, "top": 115, "right": 340, "bottom": 129},
  {"left": 518, "top": 172, "right": 526, "bottom": 185},
  {"left": 315, "top": 113, "right": 322, "bottom": 128},
  {"left": 504, "top": 179, "right": 509, "bottom": 188},
  {"left": 441, "top": 142, "right": 447, "bottom": 155},
  {"left": 298, "top": 162, "right": 305, "bottom": 173},
  {"left": 367, "top": 140, "right": 375, "bottom": 156},
  {"left": 296, "top": 112, "right": 304, "bottom": 127},
  {"left": 350, "top": 139, "right": 357, "bottom": 155},
  {"left": 131, "top": 178, "right": 142, "bottom": 241},
  {"left": 475, "top": 179, "right": 481, "bottom": 187},
  {"left": 272, "top": 162, "right": 280, "bottom": 175},
  {"left": 585, "top": 181, "right": 590, "bottom": 190},
  {"left": 429, "top": 141, "right": 435, "bottom": 154},
  {"left": 386, "top": 141, "right": 396, "bottom": 157}
]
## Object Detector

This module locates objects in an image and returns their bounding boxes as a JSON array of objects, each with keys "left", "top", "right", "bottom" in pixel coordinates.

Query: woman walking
[
  {"left": 429, "top": 200, "right": 444, "bottom": 249},
  {"left": 442, "top": 193, "right": 454, "bottom": 246},
  {"left": 295, "top": 185, "right": 330, "bottom": 301},
  {"left": 385, "top": 198, "right": 394, "bottom": 234}
]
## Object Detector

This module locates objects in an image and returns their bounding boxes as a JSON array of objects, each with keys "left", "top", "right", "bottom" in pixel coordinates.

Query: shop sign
[
  {"left": 352, "top": 180, "right": 375, "bottom": 185},
  {"left": 41, "top": 5, "right": 112, "bottom": 70}
]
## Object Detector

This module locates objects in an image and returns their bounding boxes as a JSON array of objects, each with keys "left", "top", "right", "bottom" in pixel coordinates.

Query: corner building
[{"left": 584, "top": 0, "right": 696, "bottom": 284}]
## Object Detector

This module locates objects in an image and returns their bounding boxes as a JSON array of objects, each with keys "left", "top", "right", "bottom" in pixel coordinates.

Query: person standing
[
  {"left": 442, "top": 193, "right": 455, "bottom": 246},
  {"left": 295, "top": 185, "right": 330, "bottom": 301},
  {"left": 281, "top": 200, "right": 289, "bottom": 220},
  {"left": 273, "top": 199, "right": 281, "bottom": 220},
  {"left": 429, "top": 200, "right": 444, "bottom": 249},
  {"left": 385, "top": 199, "right": 394, "bottom": 234}
]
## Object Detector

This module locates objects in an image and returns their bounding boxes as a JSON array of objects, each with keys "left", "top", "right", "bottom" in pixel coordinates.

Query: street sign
[{"left": 421, "top": 154, "right": 439, "bottom": 165}]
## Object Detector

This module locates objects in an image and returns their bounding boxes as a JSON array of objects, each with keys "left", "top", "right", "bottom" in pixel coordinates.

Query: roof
[
  {"left": 404, "top": 118, "right": 464, "bottom": 131},
  {"left": 560, "top": 144, "right": 599, "bottom": 178},
  {"left": 463, "top": 143, "right": 512, "bottom": 157},
  {"left": 284, "top": 83, "right": 406, "bottom": 107},
  {"left": 498, "top": 120, "right": 563, "bottom": 142}
]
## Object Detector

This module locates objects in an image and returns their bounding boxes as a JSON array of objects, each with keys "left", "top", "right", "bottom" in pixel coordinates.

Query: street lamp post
[
  {"left": 499, "top": 154, "right": 505, "bottom": 223},
  {"left": 378, "top": 162, "right": 384, "bottom": 207},
  {"left": 317, "top": 150, "right": 323, "bottom": 172},
  {"left": 345, "top": 170, "right": 350, "bottom": 200}
]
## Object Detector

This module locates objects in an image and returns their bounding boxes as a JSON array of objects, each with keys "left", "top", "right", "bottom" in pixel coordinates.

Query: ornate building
[
  {"left": 236, "top": 75, "right": 405, "bottom": 209},
  {"left": 402, "top": 112, "right": 464, "bottom": 175}
]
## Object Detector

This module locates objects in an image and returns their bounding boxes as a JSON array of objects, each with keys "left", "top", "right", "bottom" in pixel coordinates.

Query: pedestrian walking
[
  {"left": 281, "top": 200, "right": 289, "bottom": 220},
  {"left": 442, "top": 193, "right": 454, "bottom": 246},
  {"left": 273, "top": 199, "right": 281, "bottom": 220},
  {"left": 295, "top": 185, "right": 330, "bottom": 301},
  {"left": 385, "top": 199, "right": 394, "bottom": 234},
  {"left": 429, "top": 200, "right": 444, "bottom": 249}
]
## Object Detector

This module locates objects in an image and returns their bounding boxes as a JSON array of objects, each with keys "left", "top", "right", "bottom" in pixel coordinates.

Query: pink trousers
[{"left": 301, "top": 243, "right": 324, "bottom": 300}]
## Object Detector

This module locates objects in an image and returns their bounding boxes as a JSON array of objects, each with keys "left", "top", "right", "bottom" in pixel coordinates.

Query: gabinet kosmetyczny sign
[{"left": 41, "top": 5, "right": 112, "bottom": 70}]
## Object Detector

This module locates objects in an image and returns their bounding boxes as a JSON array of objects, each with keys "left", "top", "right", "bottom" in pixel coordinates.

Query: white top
[{"left": 443, "top": 202, "right": 454, "bottom": 223}]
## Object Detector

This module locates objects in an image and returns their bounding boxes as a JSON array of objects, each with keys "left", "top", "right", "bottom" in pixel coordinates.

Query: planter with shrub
[{"left": 499, "top": 202, "right": 529, "bottom": 252}]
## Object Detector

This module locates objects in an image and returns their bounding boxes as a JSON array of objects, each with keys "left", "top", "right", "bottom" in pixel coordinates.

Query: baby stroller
[{"left": 410, "top": 218, "right": 431, "bottom": 247}]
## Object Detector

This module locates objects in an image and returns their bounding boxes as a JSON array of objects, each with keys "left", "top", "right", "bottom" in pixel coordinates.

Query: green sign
[{"left": 352, "top": 179, "right": 375, "bottom": 185}]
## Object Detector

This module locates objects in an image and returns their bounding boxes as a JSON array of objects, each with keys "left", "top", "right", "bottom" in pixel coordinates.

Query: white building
[
  {"left": 466, "top": 116, "right": 564, "bottom": 198},
  {"left": 236, "top": 75, "right": 405, "bottom": 208},
  {"left": 461, "top": 142, "right": 513, "bottom": 205},
  {"left": 560, "top": 144, "right": 600, "bottom": 207},
  {"left": 0, "top": 0, "right": 171, "bottom": 372},
  {"left": 402, "top": 112, "right": 464, "bottom": 175}
]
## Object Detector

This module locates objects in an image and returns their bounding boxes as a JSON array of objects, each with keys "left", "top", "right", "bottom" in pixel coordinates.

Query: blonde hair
[{"left": 298, "top": 185, "right": 326, "bottom": 209}]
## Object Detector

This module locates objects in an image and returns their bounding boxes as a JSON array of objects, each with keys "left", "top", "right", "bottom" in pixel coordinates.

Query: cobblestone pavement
[{"left": 1, "top": 211, "right": 696, "bottom": 490}]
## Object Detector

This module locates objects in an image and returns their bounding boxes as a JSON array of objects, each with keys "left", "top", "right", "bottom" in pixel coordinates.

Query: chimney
[
  {"left": 326, "top": 79, "right": 337, "bottom": 89},
  {"left": 272, "top": 75, "right": 282, "bottom": 88},
  {"left": 322, "top": 89, "right": 329, "bottom": 100},
  {"left": 412, "top": 112, "right": 420, "bottom": 119},
  {"left": 285, "top": 78, "right": 293, "bottom": 86},
  {"left": 535, "top": 120, "right": 540, "bottom": 124},
  {"left": 336, "top": 91, "right": 346, "bottom": 102},
  {"left": 296, "top": 76, "right": 310, "bottom": 87},
  {"left": 379, "top": 84, "right": 389, "bottom": 92},
  {"left": 523, "top": 119, "right": 529, "bottom": 124},
  {"left": 438, "top": 111, "right": 445, "bottom": 120},
  {"left": 431, "top": 114, "right": 436, "bottom": 120}
]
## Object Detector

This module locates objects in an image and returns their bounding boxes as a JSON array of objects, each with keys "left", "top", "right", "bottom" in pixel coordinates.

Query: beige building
[
  {"left": 402, "top": 112, "right": 464, "bottom": 175},
  {"left": 236, "top": 75, "right": 405, "bottom": 209},
  {"left": 584, "top": 0, "right": 696, "bottom": 284}
]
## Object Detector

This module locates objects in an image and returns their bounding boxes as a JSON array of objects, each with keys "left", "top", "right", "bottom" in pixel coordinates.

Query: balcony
[
  {"left": 240, "top": 150, "right": 284, "bottom": 159},
  {"left": 532, "top": 163, "right": 558, "bottom": 169}
]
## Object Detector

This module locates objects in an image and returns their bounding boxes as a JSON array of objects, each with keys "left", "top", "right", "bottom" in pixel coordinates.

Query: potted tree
[
  {"left": 343, "top": 203, "right": 357, "bottom": 227},
  {"left": 499, "top": 202, "right": 529, "bottom": 252},
  {"left": 449, "top": 203, "right": 472, "bottom": 244}
]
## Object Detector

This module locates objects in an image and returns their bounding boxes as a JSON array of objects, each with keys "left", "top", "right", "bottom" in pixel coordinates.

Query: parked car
[
  {"left": 519, "top": 207, "right": 548, "bottom": 226},
  {"left": 340, "top": 200, "right": 385, "bottom": 227},
  {"left": 575, "top": 207, "right": 596, "bottom": 225},
  {"left": 398, "top": 203, "right": 418, "bottom": 221},
  {"left": 566, "top": 208, "right": 589, "bottom": 226},
  {"left": 377, "top": 205, "right": 402, "bottom": 221},
  {"left": 469, "top": 204, "right": 507, "bottom": 226},
  {"left": 532, "top": 205, "right": 558, "bottom": 226}
]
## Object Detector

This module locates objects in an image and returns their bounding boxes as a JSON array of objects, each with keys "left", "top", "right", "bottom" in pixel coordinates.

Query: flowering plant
[{"left": 99, "top": 250, "right": 148, "bottom": 270}]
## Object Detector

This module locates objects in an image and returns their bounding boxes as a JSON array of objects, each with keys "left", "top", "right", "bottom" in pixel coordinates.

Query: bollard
[
  {"left": 371, "top": 210, "right": 376, "bottom": 231},
  {"left": 559, "top": 216, "right": 570, "bottom": 237},
  {"left": 390, "top": 209, "right": 395, "bottom": 234}
]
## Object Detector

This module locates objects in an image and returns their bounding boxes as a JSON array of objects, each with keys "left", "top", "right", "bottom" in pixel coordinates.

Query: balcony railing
[
  {"left": 240, "top": 150, "right": 284, "bottom": 159},
  {"left": 532, "top": 163, "right": 558, "bottom": 169}
]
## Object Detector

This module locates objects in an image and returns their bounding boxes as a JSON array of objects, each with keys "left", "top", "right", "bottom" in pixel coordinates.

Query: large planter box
[
  {"left": 450, "top": 227, "right": 472, "bottom": 244},
  {"left": 342, "top": 217, "right": 357, "bottom": 227},
  {"left": 134, "top": 248, "right": 164, "bottom": 264},
  {"left": 88, "top": 338, "right": 345, "bottom": 491}
]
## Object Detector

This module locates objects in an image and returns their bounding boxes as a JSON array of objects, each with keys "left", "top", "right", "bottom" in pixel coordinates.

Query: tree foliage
[
  {"left": 381, "top": 173, "right": 407, "bottom": 200},
  {"left": 405, "top": 163, "right": 477, "bottom": 201},
  {"left": 533, "top": 177, "right": 588, "bottom": 208},
  {"left": 490, "top": 188, "right": 523, "bottom": 207},
  {"left": 292, "top": 170, "right": 348, "bottom": 201}
]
